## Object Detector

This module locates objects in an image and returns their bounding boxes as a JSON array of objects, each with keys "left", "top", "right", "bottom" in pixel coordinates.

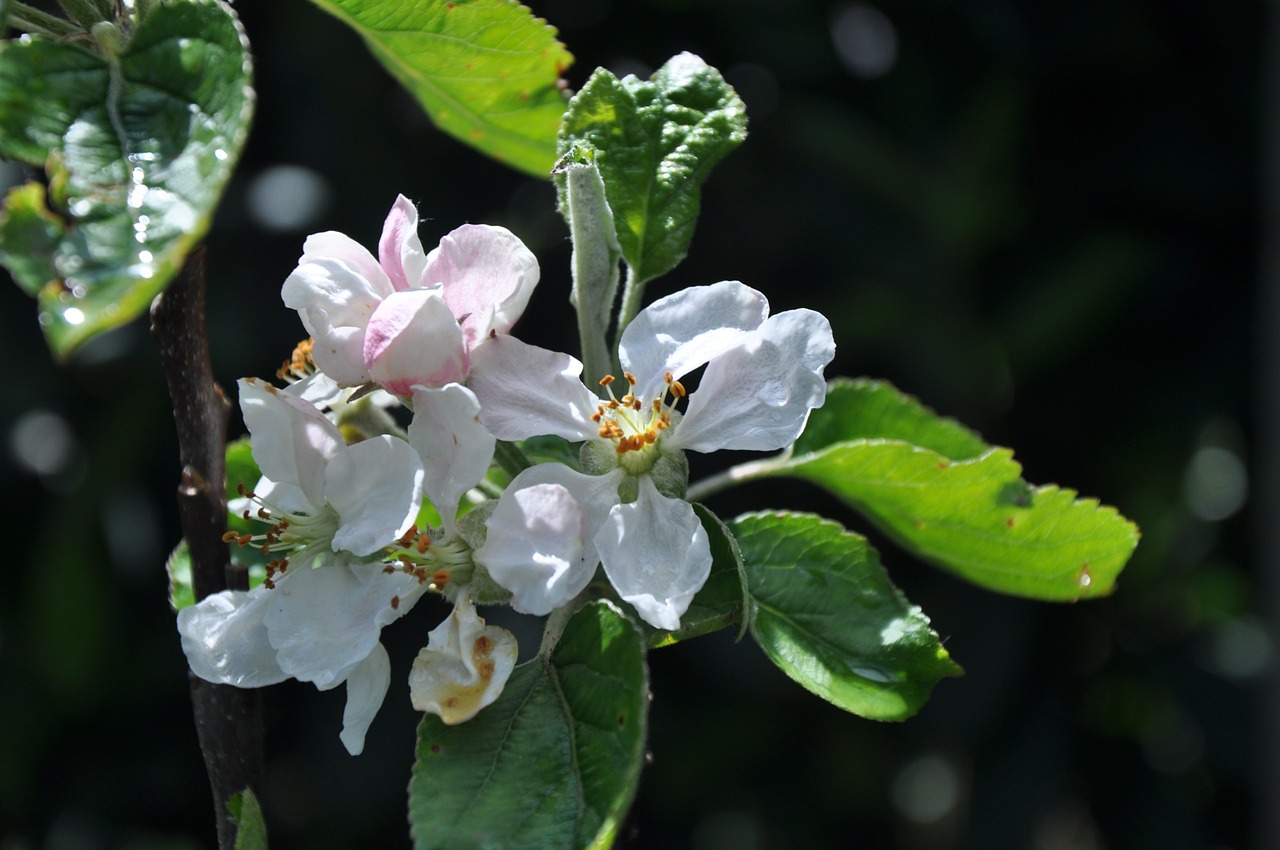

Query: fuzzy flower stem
[{"left": 685, "top": 453, "right": 792, "bottom": 503}]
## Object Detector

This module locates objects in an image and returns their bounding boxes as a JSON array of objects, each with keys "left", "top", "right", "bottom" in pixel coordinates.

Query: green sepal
[
  {"left": 0, "top": 0, "right": 254, "bottom": 357},
  {"left": 408, "top": 600, "right": 647, "bottom": 850},
  {"left": 305, "top": 0, "right": 571, "bottom": 177},
  {"left": 772, "top": 378, "right": 1140, "bottom": 600},
  {"left": 557, "top": 52, "right": 747, "bottom": 288},
  {"left": 733, "top": 511, "right": 962, "bottom": 721}
]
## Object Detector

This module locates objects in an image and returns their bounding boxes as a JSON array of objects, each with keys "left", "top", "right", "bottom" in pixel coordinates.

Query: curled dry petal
[{"left": 409, "top": 595, "right": 517, "bottom": 725}]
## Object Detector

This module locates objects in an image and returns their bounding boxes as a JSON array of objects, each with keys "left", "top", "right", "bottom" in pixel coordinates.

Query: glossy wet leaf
[
  {"left": 409, "top": 601, "right": 646, "bottom": 850},
  {"left": 0, "top": 0, "right": 253, "bottom": 357},
  {"left": 775, "top": 379, "right": 1139, "bottom": 600},
  {"left": 734, "top": 511, "right": 961, "bottom": 721},
  {"left": 558, "top": 52, "right": 747, "bottom": 286},
  {"left": 307, "top": 0, "right": 571, "bottom": 177}
]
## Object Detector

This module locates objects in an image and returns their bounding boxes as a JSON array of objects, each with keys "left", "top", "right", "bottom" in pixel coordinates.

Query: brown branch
[{"left": 151, "top": 245, "right": 263, "bottom": 849}]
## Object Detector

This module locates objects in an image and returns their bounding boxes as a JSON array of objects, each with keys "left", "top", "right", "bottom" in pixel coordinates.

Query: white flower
[
  {"left": 177, "top": 377, "right": 428, "bottom": 754},
  {"left": 179, "top": 562, "right": 429, "bottom": 755},
  {"left": 281, "top": 194, "right": 539, "bottom": 396},
  {"left": 407, "top": 383, "right": 495, "bottom": 535},
  {"left": 408, "top": 593, "right": 518, "bottom": 725},
  {"left": 468, "top": 281, "right": 835, "bottom": 629},
  {"left": 232, "top": 377, "right": 424, "bottom": 566}
]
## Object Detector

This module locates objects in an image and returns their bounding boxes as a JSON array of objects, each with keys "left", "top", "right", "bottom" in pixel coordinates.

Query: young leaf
[
  {"left": 558, "top": 53, "right": 748, "bottom": 288},
  {"left": 774, "top": 379, "right": 1139, "bottom": 600},
  {"left": 409, "top": 601, "right": 647, "bottom": 850},
  {"left": 166, "top": 539, "right": 194, "bottom": 612},
  {"left": 643, "top": 504, "right": 748, "bottom": 648},
  {"left": 0, "top": 182, "right": 64, "bottom": 296},
  {"left": 733, "top": 511, "right": 962, "bottom": 721},
  {"left": 306, "top": 0, "right": 572, "bottom": 177},
  {"left": 228, "top": 787, "right": 269, "bottom": 850},
  {"left": 0, "top": 0, "right": 253, "bottom": 357}
]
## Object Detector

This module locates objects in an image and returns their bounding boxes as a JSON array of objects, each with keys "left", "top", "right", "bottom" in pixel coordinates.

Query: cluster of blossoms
[{"left": 178, "top": 195, "right": 835, "bottom": 753}]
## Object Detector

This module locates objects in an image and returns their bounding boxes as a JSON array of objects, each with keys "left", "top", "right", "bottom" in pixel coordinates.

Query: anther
[
  {"left": 624, "top": 372, "right": 637, "bottom": 386},
  {"left": 670, "top": 380, "right": 687, "bottom": 398},
  {"left": 599, "top": 375, "right": 616, "bottom": 387},
  {"left": 221, "top": 531, "right": 239, "bottom": 543},
  {"left": 416, "top": 534, "right": 431, "bottom": 554},
  {"left": 390, "top": 595, "right": 400, "bottom": 610}
]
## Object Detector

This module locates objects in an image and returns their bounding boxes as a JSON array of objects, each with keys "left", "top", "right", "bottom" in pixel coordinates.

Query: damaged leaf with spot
[
  {"left": 0, "top": 0, "right": 254, "bottom": 357},
  {"left": 764, "top": 379, "right": 1140, "bottom": 600}
]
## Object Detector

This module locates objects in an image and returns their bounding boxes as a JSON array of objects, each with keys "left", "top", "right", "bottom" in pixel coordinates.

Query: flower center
[
  {"left": 385, "top": 524, "right": 476, "bottom": 592},
  {"left": 223, "top": 481, "right": 342, "bottom": 587},
  {"left": 590, "top": 371, "right": 685, "bottom": 475}
]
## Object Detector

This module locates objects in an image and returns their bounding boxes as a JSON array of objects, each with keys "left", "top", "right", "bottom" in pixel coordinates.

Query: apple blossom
[
  {"left": 281, "top": 194, "right": 539, "bottom": 396},
  {"left": 467, "top": 281, "right": 836, "bottom": 629}
]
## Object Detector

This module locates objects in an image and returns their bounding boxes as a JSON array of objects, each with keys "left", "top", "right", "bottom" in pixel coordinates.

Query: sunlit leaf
[
  {"left": 558, "top": 52, "right": 747, "bottom": 286},
  {"left": 774, "top": 379, "right": 1139, "bottom": 600},
  {"left": 306, "top": 0, "right": 571, "bottom": 177},
  {"left": 734, "top": 511, "right": 961, "bottom": 721},
  {"left": 0, "top": 0, "right": 253, "bottom": 357}
]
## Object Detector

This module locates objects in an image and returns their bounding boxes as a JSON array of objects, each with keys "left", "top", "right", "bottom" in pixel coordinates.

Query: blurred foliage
[{"left": 0, "top": 0, "right": 1259, "bottom": 848}]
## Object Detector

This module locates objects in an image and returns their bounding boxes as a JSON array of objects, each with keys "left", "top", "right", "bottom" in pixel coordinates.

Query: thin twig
[{"left": 151, "top": 245, "right": 263, "bottom": 849}]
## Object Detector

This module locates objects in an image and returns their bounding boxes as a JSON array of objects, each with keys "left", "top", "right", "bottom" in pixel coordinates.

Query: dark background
[{"left": 0, "top": 1, "right": 1263, "bottom": 847}]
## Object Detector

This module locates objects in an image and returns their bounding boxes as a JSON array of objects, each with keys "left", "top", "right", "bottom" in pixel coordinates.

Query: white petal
[
  {"left": 177, "top": 587, "right": 289, "bottom": 688},
  {"left": 364, "top": 290, "right": 467, "bottom": 396},
  {"left": 672, "top": 308, "right": 835, "bottom": 453},
  {"left": 377, "top": 195, "right": 428, "bottom": 292},
  {"left": 409, "top": 595, "right": 518, "bottom": 725},
  {"left": 339, "top": 642, "right": 391, "bottom": 756},
  {"left": 282, "top": 232, "right": 392, "bottom": 386},
  {"left": 426, "top": 224, "right": 540, "bottom": 351},
  {"left": 264, "top": 562, "right": 426, "bottom": 689},
  {"left": 239, "top": 378, "right": 342, "bottom": 507},
  {"left": 466, "top": 336, "right": 600, "bottom": 442},
  {"left": 325, "top": 435, "right": 424, "bottom": 555},
  {"left": 282, "top": 371, "right": 347, "bottom": 408},
  {"left": 618, "top": 281, "right": 768, "bottom": 400},
  {"left": 407, "top": 385, "right": 495, "bottom": 534},
  {"left": 596, "top": 477, "right": 711, "bottom": 630}
]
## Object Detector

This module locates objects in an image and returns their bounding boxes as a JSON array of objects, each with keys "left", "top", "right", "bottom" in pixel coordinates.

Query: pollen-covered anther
[
  {"left": 416, "top": 533, "right": 432, "bottom": 554},
  {"left": 431, "top": 570, "right": 451, "bottom": 589},
  {"left": 397, "top": 525, "right": 419, "bottom": 548},
  {"left": 624, "top": 372, "right": 637, "bottom": 386},
  {"left": 598, "top": 374, "right": 616, "bottom": 387},
  {"left": 669, "top": 380, "right": 687, "bottom": 399},
  {"left": 221, "top": 530, "right": 239, "bottom": 543},
  {"left": 277, "top": 337, "right": 316, "bottom": 382}
]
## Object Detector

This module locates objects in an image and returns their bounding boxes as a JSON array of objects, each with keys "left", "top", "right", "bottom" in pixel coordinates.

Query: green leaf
[
  {"left": 0, "top": 182, "right": 64, "bottom": 296},
  {"left": 228, "top": 787, "right": 269, "bottom": 850},
  {"left": 166, "top": 538, "right": 194, "bottom": 612},
  {"left": 733, "top": 511, "right": 962, "bottom": 721},
  {"left": 409, "top": 601, "right": 647, "bottom": 850},
  {"left": 794, "top": 378, "right": 988, "bottom": 460},
  {"left": 306, "top": 0, "right": 571, "bottom": 177},
  {"left": 643, "top": 504, "right": 748, "bottom": 648},
  {"left": 558, "top": 53, "right": 747, "bottom": 287},
  {"left": 0, "top": 0, "right": 253, "bottom": 357},
  {"left": 774, "top": 379, "right": 1140, "bottom": 600}
]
